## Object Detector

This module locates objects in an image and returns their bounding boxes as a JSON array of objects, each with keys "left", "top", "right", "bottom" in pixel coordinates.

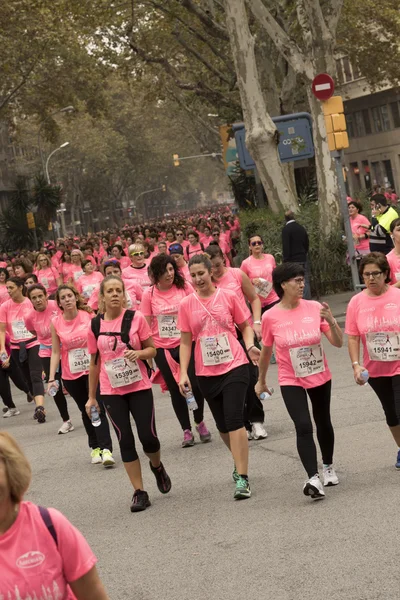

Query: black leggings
[
  {"left": 41, "top": 357, "right": 70, "bottom": 422},
  {"left": 11, "top": 346, "right": 44, "bottom": 397},
  {"left": 368, "top": 375, "right": 400, "bottom": 427},
  {"left": 280, "top": 380, "right": 334, "bottom": 478},
  {"left": 0, "top": 357, "right": 30, "bottom": 408},
  {"left": 239, "top": 340, "right": 264, "bottom": 428},
  {"left": 155, "top": 346, "right": 205, "bottom": 431},
  {"left": 63, "top": 375, "right": 112, "bottom": 451},
  {"left": 101, "top": 389, "right": 160, "bottom": 462},
  {"left": 203, "top": 379, "right": 249, "bottom": 434}
]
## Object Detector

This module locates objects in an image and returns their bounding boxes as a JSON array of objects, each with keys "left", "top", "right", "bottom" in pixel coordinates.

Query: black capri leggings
[
  {"left": 41, "top": 357, "right": 70, "bottom": 422},
  {"left": 368, "top": 375, "right": 400, "bottom": 427},
  {"left": 11, "top": 345, "right": 44, "bottom": 397},
  {"left": 0, "top": 356, "right": 30, "bottom": 407},
  {"left": 101, "top": 388, "right": 160, "bottom": 462},
  {"left": 280, "top": 380, "right": 334, "bottom": 478}
]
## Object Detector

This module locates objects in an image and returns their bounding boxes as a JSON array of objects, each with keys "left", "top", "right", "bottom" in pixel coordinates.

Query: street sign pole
[{"left": 333, "top": 149, "right": 360, "bottom": 291}]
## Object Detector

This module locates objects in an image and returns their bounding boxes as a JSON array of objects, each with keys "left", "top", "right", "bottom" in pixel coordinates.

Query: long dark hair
[
  {"left": 55, "top": 284, "right": 92, "bottom": 313},
  {"left": 149, "top": 254, "right": 186, "bottom": 289},
  {"left": 7, "top": 276, "right": 27, "bottom": 297}
]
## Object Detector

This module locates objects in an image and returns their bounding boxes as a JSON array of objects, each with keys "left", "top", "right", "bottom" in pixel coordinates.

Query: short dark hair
[
  {"left": 248, "top": 234, "right": 264, "bottom": 244},
  {"left": 7, "top": 276, "right": 27, "bottom": 296},
  {"left": 390, "top": 218, "right": 400, "bottom": 233},
  {"left": 82, "top": 259, "right": 93, "bottom": 269},
  {"left": 205, "top": 245, "right": 224, "bottom": 260},
  {"left": 24, "top": 273, "right": 38, "bottom": 284},
  {"left": 187, "top": 230, "right": 199, "bottom": 241},
  {"left": 27, "top": 284, "right": 47, "bottom": 299},
  {"left": 272, "top": 263, "right": 305, "bottom": 298},
  {"left": 0, "top": 268, "right": 9, "bottom": 281},
  {"left": 149, "top": 254, "right": 186, "bottom": 289},
  {"left": 372, "top": 194, "right": 387, "bottom": 207},
  {"left": 348, "top": 200, "right": 363, "bottom": 213},
  {"left": 359, "top": 252, "right": 390, "bottom": 283},
  {"left": 188, "top": 254, "right": 212, "bottom": 272}
]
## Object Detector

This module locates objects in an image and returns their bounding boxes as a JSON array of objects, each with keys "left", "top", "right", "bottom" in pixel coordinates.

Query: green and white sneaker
[
  {"left": 90, "top": 447, "right": 102, "bottom": 464},
  {"left": 102, "top": 449, "right": 115, "bottom": 468},
  {"left": 232, "top": 465, "right": 240, "bottom": 483},
  {"left": 234, "top": 476, "right": 251, "bottom": 500}
]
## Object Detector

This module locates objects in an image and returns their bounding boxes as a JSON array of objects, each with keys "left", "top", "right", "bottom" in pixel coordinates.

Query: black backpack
[
  {"left": 186, "top": 242, "right": 204, "bottom": 259},
  {"left": 91, "top": 310, "right": 153, "bottom": 377}
]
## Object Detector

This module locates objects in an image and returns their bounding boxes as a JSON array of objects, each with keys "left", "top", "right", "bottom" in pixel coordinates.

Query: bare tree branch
[
  {"left": 166, "top": 87, "right": 221, "bottom": 139},
  {"left": 172, "top": 30, "right": 232, "bottom": 85},
  {"left": 0, "top": 60, "right": 41, "bottom": 113},
  {"left": 180, "top": 0, "right": 230, "bottom": 41}
]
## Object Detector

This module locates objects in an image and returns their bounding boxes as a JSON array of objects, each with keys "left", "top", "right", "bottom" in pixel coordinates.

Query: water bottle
[
  {"left": 184, "top": 387, "right": 198, "bottom": 411},
  {"left": 90, "top": 405, "right": 101, "bottom": 427},
  {"left": 48, "top": 380, "right": 60, "bottom": 397},
  {"left": 0, "top": 352, "right": 8, "bottom": 362},
  {"left": 260, "top": 388, "right": 274, "bottom": 400},
  {"left": 360, "top": 369, "right": 369, "bottom": 385}
]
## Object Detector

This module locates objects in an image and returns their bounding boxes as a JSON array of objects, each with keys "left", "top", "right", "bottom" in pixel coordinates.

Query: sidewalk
[{"left": 319, "top": 290, "right": 357, "bottom": 321}]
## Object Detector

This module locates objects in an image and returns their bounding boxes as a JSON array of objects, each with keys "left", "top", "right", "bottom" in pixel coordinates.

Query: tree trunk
[{"left": 225, "top": 0, "right": 298, "bottom": 213}]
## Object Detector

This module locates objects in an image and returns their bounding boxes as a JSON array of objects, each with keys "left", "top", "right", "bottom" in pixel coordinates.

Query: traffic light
[
  {"left": 162, "top": 184, "right": 166, "bottom": 192},
  {"left": 323, "top": 96, "right": 349, "bottom": 151},
  {"left": 26, "top": 212, "right": 35, "bottom": 229},
  {"left": 173, "top": 154, "right": 180, "bottom": 167}
]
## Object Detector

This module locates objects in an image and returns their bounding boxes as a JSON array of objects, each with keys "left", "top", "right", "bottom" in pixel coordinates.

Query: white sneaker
[
  {"left": 90, "top": 448, "right": 102, "bottom": 464},
  {"left": 102, "top": 449, "right": 115, "bottom": 468},
  {"left": 251, "top": 422, "right": 268, "bottom": 440},
  {"left": 58, "top": 420, "right": 74, "bottom": 435},
  {"left": 247, "top": 429, "right": 253, "bottom": 440},
  {"left": 3, "top": 408, "right": 20, "bottom": 418},
  {"left": 323, "top": 465, "right": 339, "bottom": 487},
  {"left": 303, "top": 474, "right": 325, "bottom": 500}
]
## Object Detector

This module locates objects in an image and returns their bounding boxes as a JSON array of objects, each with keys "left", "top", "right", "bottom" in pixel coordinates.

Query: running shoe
[
  {"left": 247, "top": 429, "right": 253, "bottom": 441},
  {"left": 251, "top": 422, "right": 268, "bottom": 440},
  {"left": 234, "top": 476, "right": 251, "bottom": 500},
  {"left": 150, "top": 461, "right": 172, "bottom": 494},
  {"left": 27, "top": 392, "right": 34, "bottom": 403},
  {"left": 2, "top": 407, "right": 8, "bottom": 413},
  {"left": 3, "top": 407, "right": 20, "bottom": 418},
  {"left": 58, "top": 420, "right": 74, "bottom": 435},
  {"left": 182, "top": 429, "right": 195, "bottom": 448},
  {"left": 323, "top": 465, "right": 339, "bottom": 486},
  {"left": 102, "top": 449, "right": 115, "bottom": 467},
  {"left": 303, "top": 474, "right": 325, "bottom": 500},
  {"left": 130, "top": 490, "right": 151, "bottom": 512},
  {"left": 396, "top": 449, "right": 400, "bottom": 470},
  {"left": 270, "top": 352, "right": 277, "bottom": 365},
  {"left": 91, "top": 447, "right": 102, "bottom": 464},
  {"left": 232, "top": 465, "right": 240, "bottom": 483},
  {"left": 34, "top": 406, "right": 46, "bottom": 423},
  {"left": 195, "top": 421, "right": 211, "bottom": 443}
]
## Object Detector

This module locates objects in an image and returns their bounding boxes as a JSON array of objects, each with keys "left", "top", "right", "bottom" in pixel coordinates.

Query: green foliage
[
  {"left": 238, "top": 205, "right": 351, "bottom": 297},
  {"left": 229, "top": 165, "right": 257, "bottom": 209}
]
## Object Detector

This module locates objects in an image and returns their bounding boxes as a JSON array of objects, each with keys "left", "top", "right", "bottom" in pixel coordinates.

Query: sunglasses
[
  {"left": 130, "top": 251, "right": 144, "bottom": 257},
  {"left": 212, "top": 233, "right": 220, "bottom": 236},
  {"left": 251, "top": 241, "right": 263, "bottom": 246}
]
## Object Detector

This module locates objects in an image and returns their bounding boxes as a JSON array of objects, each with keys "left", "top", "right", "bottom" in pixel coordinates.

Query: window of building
[
  {"left": 390, "top": 101, "right": 400, "bottom": 128},
  {"left": 346, "top": 113, "right": 355, "bottom": 138},
  {"left": 362, "top": 109, "right": 372, "bottom": 134},
  {"left": 380, "top": 105, "right": 391, "bottom": 131},
  {"left": 354, "top": 111, "right": 365, "bottom": 136},
  {"left": 371, "top": 106, "right": 391, "bottom": 133},
  {"left": 342, "top": 57, "right": 352, "bottom": 82}
]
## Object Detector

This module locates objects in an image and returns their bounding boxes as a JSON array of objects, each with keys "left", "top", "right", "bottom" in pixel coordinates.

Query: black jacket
[{"left": 282, "top": 220, "right": 309, "bottom": 263}]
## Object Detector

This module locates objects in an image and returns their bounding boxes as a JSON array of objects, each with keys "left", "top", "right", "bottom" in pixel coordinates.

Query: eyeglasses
[
  {"left": 130, "top": 251, "right": 144, "bottom": 257},
  {"left": 363, "top": 271, "right": 383, "bottom": 279},
  {"left": 251, "top": 241, "right": 262, "bottom": 246},
  {"left": 176, "top": 232, "right": 183, "bottom": 236},
  {"left": 212, "top": 233, "right": 219, "bottom": 237}
]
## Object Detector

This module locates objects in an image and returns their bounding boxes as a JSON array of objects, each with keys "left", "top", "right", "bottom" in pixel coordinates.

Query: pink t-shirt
[
  {"left": 345, "top": 286, "right": 400, "bottom": 377},
  {"left": 261, "top": 300, "right": 331, "bottom": 389},
  {"left": 213, "top": 268, "right": 251, "bottom": 322},
  {"left": 386, "top": 249, "right": 400, "bottom": 285},
  {"left": 117, "top": 256, "right": 131, "bottom": 269},
  {"left": 76, "top": 271, "right": 103, "bottom": 300},
  {"left": 200, "top": 235, "right": 213, "bottom": 247},
  {"left": 25, "top": 300, "right": 60, "bottom": 357},
  {"left": 179, "top": 263, "right": 193, "bottom": 287},
  {"left": 241, "top": 254, "right": 279, "bottom": 307},
  {"left": 0, "top": 298, "right": 39, "bottom": 349},
  {"left": 87, "top": 309, "right": 153, "bottom": 395},
  {"left": 37, "top": 267, "right": 60, "bottom": 295},
  {"left": 0, "top": 501, "right": 96, "bottom": 600},
  {"left": 350, "top": 214, "right": 370, "bottom": 251},
  {"left": 140, "top": 284, "right": 191, "bottom": 349},
  {"left": 0, "top": 283, "right": 9, "bottom": 305},
  {"left": 186, "top": 243, "right": 203, "bottom": 259},
  {"left": 177, "top": 288, "right": 249, "bottom": 377},
  {"left": 61, "top": 263, "right": 72, "bottom": 283},
  {"left": 68, "top": 264, "right": 84, "bottom": 285},
  {"left": 122, "top": 264, "right": 151, "bottom": 295},
  {"left": 52, "top": 310, "right": 92, "bottom": 380}
]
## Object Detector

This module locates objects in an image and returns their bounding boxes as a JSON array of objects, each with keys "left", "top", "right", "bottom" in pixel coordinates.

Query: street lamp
[
  {"left": 45, "top": 142, "right": 69, "bottom": 184},
  {"left": 37, "top": 106, "right": 75, "bottom": 172}
]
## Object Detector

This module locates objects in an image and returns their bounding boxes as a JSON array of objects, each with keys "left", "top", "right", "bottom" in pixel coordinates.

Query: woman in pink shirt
[
  {"left": 387, "top": 217, "right": 400, "bottom": 287},
  {"left": 68, "top": 250, "right": 84, "bottom": 285},
  {"left": 168, "top": 244, "right": 193, "bottom": 286},
  {"left": 178, "top": 254, "right": 260, "bottom": 501},
  {"left": 48, "top": 285, "right": 114, "bottom": 467},
  {"left": 175, "top": 229, "right": 189, "bottom": 250},
  {"left": 240, "top": 235, "right": 280, "bottom": 312},
  {"left": 76, "top": 260, "right": 103, "bottom": 302},
  {"left": 25, "top": 285, "right": 73, "bottom": 435},
  {"left": 121, "top": 244, "right": 151, "bottom": 298},
  {"left": 348, "top": 201, "right": 371, "bottom": 255},
  {"left": 346, "top": 252, "right": 400, "bottom": 470},
  {"left": 61, "top": 250, "right": 72, "bottom": 283},
  {"left": 111, "top": 244, "right": 131, "bottom": 269},
  {"left": 185, "top": 230, "right": 204, "bottom": 260},
  {"left": 35, "top": 253, "right": 62, "bottom": 296},
  {"left": 0, "top": 277, "right": 46, "bottom": 422},
  {"left": 0, "top": 431, "right": 109, "bottom": 600},
  {"left": 0, "top": 268, "right": 10, "bottom": 306},
  {"left": 86, "top": 275, "right": 171, "bottom": 512},
  {"left": 142, "top": 254, "right": 211, "bottom": 448},
  {"left": 256, "top": 263, "right": 343, "bottom": 501}
]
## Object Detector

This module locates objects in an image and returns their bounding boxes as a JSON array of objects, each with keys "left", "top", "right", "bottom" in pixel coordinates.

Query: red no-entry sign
[{"left": 312, "top": 73, "right": 335, "bottom": 101}]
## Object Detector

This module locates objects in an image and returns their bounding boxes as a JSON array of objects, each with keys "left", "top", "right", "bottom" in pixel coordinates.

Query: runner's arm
[
  {"left": 0, "top": 322, "right": 6, "bottom": 354},
  {"left": 179, "top": 331, "right": 192, "bottom": 394},
  {"left": 70, "top": 565, "right": 109, "bottom": 600},
  {"left": 48, "top": 323, "right": 61, "bottom": 381}
]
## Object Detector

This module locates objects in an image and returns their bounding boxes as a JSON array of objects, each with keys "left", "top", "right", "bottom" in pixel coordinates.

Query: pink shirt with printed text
[
  {"left": 37, "top": 267, "right": 60, "bottom": 295},
  {"left": 261, "top": 299, "right": 331, "bottom": 388},
  {"left": 240, "top": 254, "right": 279, "bottom": 306},
  {"left": 122, "top": 264, "right": 151, "bottom": 296},
  {"left": 213, "top": 268, "right": 251, "bottom": 322},
  {"left": 177, "top": 288, "right": 249, "bottom": 377},
  {"left": 386, "top": 249, "right": 400, "bottom": 285},
  {"left": 52, "top": 310, "right": 92, "bottom": 380},
  {"left": 87, "top": 309, "right": 153, "bottom": 395},
  {"left": 0, "top": 501, "right": 96, "bottom": 600},
  {"left": 76, "top": 271, "right": 103, "bottom": 299},
  {"left": 25, "top": 300, "right": 60, "bottom": 357},
  {"left": 345, "top": 286, "right": 400, "bottom": 377},
  {"left": 140, "top": 284, "right": 191, "bottom": 349},
  {"left": 0, "top": 298, "right": 39, "bottom": 349}
]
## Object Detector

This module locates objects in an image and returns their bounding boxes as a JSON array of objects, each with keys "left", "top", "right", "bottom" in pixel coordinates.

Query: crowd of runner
[{"left": 0, "top": 203, "right": 399, "bottom": 511}]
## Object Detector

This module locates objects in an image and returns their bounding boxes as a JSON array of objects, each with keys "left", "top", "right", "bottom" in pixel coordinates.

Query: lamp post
[
  {"left": 45, "top": 142, "right": 69, "bottom": 184},
  {"left": 37, "top": 106, "right": 74, "bottom": 173}
]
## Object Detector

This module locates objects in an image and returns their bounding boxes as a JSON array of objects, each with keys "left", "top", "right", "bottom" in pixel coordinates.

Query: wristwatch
[{"left": 253, "top": 320, "right": 261, "bottom": 325}]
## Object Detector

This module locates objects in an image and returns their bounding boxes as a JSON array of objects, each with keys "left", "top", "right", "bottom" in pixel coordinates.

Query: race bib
[
  {"left": 105, "top": 357, "right": 142, "bottom": 388},
  {"left": 11, "top": 320, "right": 32, "bottom": 340},
  {"left": 157, "top": 314, "right": 180, "bottom": 339},
  {"left": 73, "top": 270, "right": 83, "bottom": 281},
  {"left": 68, "top": 347, "right": 90, "bottom": 374},
  {"left": 289, "top": 343, "right": 325, "bottom": 378},
  {"left": 82, "top": 285, "right": 95, "bottom": 298},
  {"left": 366, "top": 331, "right": 400, "bottom": 361},
  {"left": 395, "top": 273, "right": 400, "bottom": 282},
  {"left": 41, "top": 277, "right": 49, "bottom": 289},
  {"left": 200, "top": 333, "right": 233, "bottom": 366},
  {"left": 255, "top": 278, "right": 272, "bottom": 299}
]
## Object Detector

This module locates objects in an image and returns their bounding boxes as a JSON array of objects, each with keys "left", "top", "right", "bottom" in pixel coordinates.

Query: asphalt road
[{"left": 2, "top": 337, "right": 399, "bottom": 600}]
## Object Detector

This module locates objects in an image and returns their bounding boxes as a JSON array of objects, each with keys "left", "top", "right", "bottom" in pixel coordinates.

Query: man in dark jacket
[
  {"left": 282, "top": 211, "right": 311, "bottom": 299},
  {"left": 369, "top": 194, "right": 397, "bottom": 254}
]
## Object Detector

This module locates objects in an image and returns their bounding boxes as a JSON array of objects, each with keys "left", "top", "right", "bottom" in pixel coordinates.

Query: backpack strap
[
  {"left": 38, "top": 506, "right": 58, "bottom": 547},
  {"left": 121, "top": 309, "right": 136, "bottom": 348}
]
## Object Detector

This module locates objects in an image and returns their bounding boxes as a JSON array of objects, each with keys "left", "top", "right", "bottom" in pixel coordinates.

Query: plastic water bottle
[
  {"left": 90, "top": 405, "right": 101, "bottom": 427},
  {"left": 48, "top": 380, "right": 60, "bottom": 397},
  {"left": 184, "top": 387, "right": 198, "bottom": 411},
  {"left": 0, "top": 352, "right": 8, "bottom": 362},
  {"left": 260, "top": 388, "right": 274, "bottom": 400},
  {"left": 360, "top": 369, "right": 369, "bottom": 385}
]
